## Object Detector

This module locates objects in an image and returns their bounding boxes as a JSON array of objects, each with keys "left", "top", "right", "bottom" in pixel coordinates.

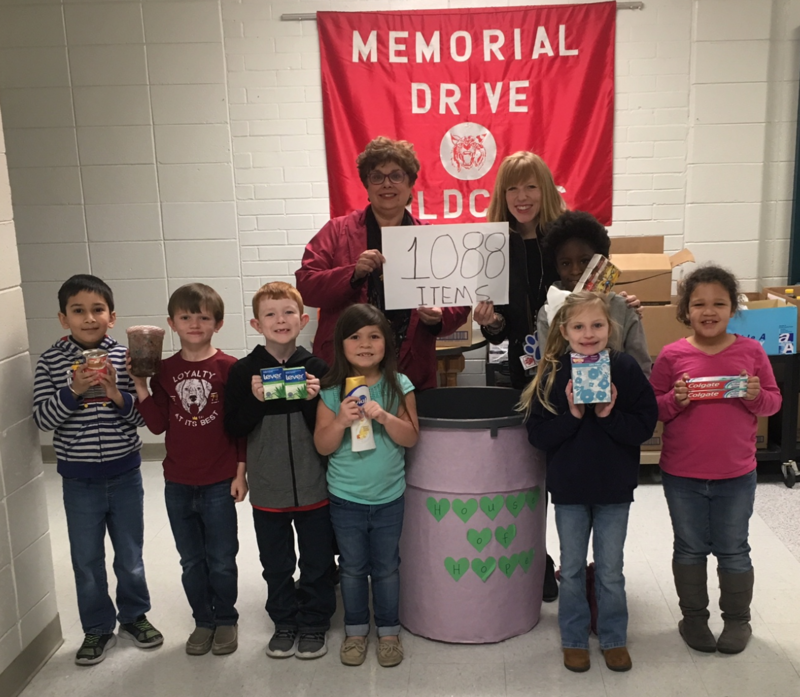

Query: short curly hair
[
  {"left": 542, "top": 210, "right": 610, "bottom": 263},
  {"left": 676, "top": 265, "right": 739, "bottom": 326},
  {"left": 356, "top": 136, "right": 420, "bottom": 187}
]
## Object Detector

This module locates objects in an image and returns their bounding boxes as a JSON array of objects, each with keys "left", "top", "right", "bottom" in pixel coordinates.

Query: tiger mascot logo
[{"left": 450, "top": 133, "right": 487, "bottom": 173}]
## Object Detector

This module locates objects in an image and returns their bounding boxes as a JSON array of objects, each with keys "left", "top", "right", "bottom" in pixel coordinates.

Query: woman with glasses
[{"left": 296, "top": 136, "right": 470, "bottom": 391}]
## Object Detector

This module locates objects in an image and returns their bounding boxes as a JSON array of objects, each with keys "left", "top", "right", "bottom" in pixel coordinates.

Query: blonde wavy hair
[
  {"left": 487, "top": 151, "right": 566, "bottom": 230},
  {"left": 518, "top": 292, "right": 618, "bottom": 416}
]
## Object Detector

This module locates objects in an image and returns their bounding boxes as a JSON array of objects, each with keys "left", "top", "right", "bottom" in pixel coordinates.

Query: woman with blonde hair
[{"left": 475, "top": 152, "right": 567, "bottom": 390}]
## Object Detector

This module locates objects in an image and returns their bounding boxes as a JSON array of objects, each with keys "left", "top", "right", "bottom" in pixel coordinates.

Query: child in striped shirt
[{"left": 33, "top": 274, "right": 163, "bottom": 666}]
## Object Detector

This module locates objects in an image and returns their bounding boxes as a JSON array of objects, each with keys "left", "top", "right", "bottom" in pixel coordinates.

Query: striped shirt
[{"left": 33, "top": 335, "right": 144, "bottom": 478}]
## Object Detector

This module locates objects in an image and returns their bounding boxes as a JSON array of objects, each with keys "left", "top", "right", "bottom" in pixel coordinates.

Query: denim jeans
[
  {"left": 662, "top": 469, "right": 756, "bottom": 574},
  {"left": 329, "top": 494, "right": 404, "bottom": 637},
  {"left": 252, "top": 504, "right": 335, "bottom": 631},
  {"left": 555, "top": 502, "right": 631, "bottom": 650},
  {"left": 62, "top": 467, "right": 151, "bottom": 635},
  {"left": 165, "top": 479, "right": 239, "bottom": 629}
]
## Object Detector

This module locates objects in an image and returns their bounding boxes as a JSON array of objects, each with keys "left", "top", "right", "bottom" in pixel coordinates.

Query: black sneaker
[
  {"left": 296, "top": 631, "right": 327, "bottom": 659},
  {"left": 543, "top": 554, "right": 559, "bottom": 602},
  {"left": 266, "top": 627, "right": 297, "bottom": 658},
  {"left": 75, "top": 633, "right": 116, "bottom": 666},
  {"left": 118, "top": 615, "right": 164, "bottom": 649}
]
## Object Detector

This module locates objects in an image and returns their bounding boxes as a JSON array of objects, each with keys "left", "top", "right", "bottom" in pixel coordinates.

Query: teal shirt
[{"left": 320, "top": 373, "right": 415, "bottom": 505}]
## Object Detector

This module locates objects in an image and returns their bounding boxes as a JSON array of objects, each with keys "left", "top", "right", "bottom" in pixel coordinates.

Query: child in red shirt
[
  {"left": 132, "top": 283, "right": 246, "bottom": 657},
  {"left": 650, "top": 266, "right": 781, "bottom": 655}
]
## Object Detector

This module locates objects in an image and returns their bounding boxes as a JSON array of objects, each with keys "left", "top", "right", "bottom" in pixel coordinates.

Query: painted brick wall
[
  {"left": 0, "top": 0, "right": 798, "bottom": 396},
  {"left": 0, "top": 97, "right": 60, "bottom": 677}
]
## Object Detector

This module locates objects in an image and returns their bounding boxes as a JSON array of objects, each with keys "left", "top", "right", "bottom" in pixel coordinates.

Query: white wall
[
  {"left": 0, "top": 95, "right": 60, "bottom": 682},
  {"left": 0, "top": 0, "right": 798, "bottom": 390}
]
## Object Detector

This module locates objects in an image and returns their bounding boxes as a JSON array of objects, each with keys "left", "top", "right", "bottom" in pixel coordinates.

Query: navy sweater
[{"left": 526, "top": 351, "right": 658, "bottom": 505}]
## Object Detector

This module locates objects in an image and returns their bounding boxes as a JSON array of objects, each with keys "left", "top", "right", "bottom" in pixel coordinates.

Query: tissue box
[
  {"left": 571, "top": 350, "right": 611, "bottom": 404},
  {"left": 284, "top": 367, "right": 308, "bottom": 400},
  {"left": 687, "top": 376, "right": 747, "bottom": 401},
  {"left": 260, "top": 367, "right": 285, "bottom": 400}
]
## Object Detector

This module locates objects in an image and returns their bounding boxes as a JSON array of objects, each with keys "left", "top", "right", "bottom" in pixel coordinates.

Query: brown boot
[
  {"left": 717, "top": 568, "right": 754, "bottom": 654},
  {"left": 673, "top": 562, "right": 717, "bottom": 653},
  {"left": 563, "top": 648, "right": 590, "bottom": 672},
  {"left": 603, "top": 647, "right": 632, "bottom": 672}
]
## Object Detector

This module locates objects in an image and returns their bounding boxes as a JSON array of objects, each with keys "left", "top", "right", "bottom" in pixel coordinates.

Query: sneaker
[
  {"left": 75, "top": 633, "right": 116, "bottom": 666},
  {"left": 340, "top": 635, "right": 367, "bottom": 666},
  {"left": 377, "top": 637, "right": 404, "bottom": 667},
  {"left": 186, "top": 626, "right": 214, "bottom": 656},
  {"left": 296, "top": 630, "right": 327, "bottom": 659},
  {"left": 212, "top": 624, "right": 238, "bottom": 655},
  {"left": 118, "top": 615, "right": 164, "bottom": 649},
  {"left": 266, "top": 627, "right": 297, "bottom": 658}
]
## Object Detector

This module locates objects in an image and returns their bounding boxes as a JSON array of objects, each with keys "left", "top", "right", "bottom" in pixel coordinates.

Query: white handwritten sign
[{"left": 382, "top": 223, "right": 509, "bottom": 310}]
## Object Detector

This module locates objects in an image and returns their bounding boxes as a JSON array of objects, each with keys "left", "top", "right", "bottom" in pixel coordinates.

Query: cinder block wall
[
  {"left": 0, "top": 0, "right": 798, "bottom": 397},
  {"left": 0, "top": 98, "right": 61, "bottom": 695}
]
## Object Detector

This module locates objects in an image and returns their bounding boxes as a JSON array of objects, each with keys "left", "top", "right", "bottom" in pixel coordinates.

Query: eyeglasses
[{"left": 367, "top": 169, "right": 408, "bottom": 185}]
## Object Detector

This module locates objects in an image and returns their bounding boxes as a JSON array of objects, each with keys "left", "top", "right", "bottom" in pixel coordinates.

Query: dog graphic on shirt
[{"left": 176, "top": 378, "right": 212, "bottom": 415}]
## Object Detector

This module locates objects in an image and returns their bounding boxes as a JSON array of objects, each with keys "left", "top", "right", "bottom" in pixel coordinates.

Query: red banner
[{"left": 318, "top": 2, "right": 615, "bottom": 225}]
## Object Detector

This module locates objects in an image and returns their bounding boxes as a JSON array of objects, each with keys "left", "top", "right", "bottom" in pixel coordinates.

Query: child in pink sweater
[{"left": 650, "top": 266, "right": 781, "bottom": 657}]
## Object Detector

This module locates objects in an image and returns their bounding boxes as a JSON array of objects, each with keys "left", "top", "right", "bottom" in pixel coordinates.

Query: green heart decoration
[
  {"left": 471, "top": 556, "right": 497, "bottom": 582},
  {"left": 505, "top": 492, "right": 526, "bottom": 518},
  {"left": 444, "top": 556, "right": 469, "bottom": 582},
  {"left": 494, "top": 525, "right": 517, "bottom": 549},
  {"left": 453, "top": 498, "right": 478, "bottom": 523},
  {"left": 467, "top": 527, "right": 492, "bottom": 553},
  {"left": 426, "top": 497, "right": 450, "bottom": 522},
  {"left": 499, "top": 554, "right": 519, "bottom": 578},
  {"left": 479, "top": 495, "right": 504, "bottom": 521},
  {"left": 525, "top": 486, "right": 541, "bottom": 512},
  {"left": 519, "top": 548, "right": 535, "bottom": 572}
]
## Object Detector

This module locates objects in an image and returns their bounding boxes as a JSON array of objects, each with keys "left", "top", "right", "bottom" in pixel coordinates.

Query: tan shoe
[
  {"left": 186, "top": 627, "right": 214, "bottom": 656},
  {"left": 377, "top": 637, "right": 404, "bottom": 667},
  {"left": 340, "top": 636, "right": 367, "bottom": 666},
  {"left": 563, "top": 648, "right": 590, "bottom": 672},
  {"left": 212, "top": 625, "right": 238, "bottom": 655},
  {"left": 603, "top": 646, "right": 632, "bottom": 672}
]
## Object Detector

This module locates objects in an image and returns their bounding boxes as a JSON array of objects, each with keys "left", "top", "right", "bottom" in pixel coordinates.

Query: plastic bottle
[{"left": 345, "top": 375, "right": 376, "bottom": 452}]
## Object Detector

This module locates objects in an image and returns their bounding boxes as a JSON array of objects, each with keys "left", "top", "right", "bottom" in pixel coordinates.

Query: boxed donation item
[
  {"left": 687, "top": 376, "right": 748, "bottom": 401},
  {"left": 571, "top": 350, "right": 611, "bottom": 405},
  {"left": 284, "top": 367, "right": 307, "bottom": 400},
  {"left": 261, "top": 367, "right": 285, "bottom": 400}
]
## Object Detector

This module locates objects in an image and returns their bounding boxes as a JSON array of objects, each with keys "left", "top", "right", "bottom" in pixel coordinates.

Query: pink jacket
[{"left": 295, "top": 208, "right": 470, "bottom": 391}]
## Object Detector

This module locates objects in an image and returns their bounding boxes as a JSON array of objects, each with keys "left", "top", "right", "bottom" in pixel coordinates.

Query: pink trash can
[{"left": 399, "top": 387, "right": 546, "bottom": 643}]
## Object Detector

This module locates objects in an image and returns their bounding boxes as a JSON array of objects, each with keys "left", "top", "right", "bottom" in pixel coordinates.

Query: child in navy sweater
[{"left": 521, "top": 291, "right": 657, "bottom": 674}]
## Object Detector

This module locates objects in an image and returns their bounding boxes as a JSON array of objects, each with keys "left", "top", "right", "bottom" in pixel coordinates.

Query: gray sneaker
[
  {"left": 186, "top": 626, "right": 214, "bottom": 656},
  {"left": 75, "top": 633, "right": 116, "bottom": 666},
  {"left": 296, "top": 631, "right": 327, "bottom": 659},
  {"left": 266, "top": 627, "right": 297, "bottom": 658}
]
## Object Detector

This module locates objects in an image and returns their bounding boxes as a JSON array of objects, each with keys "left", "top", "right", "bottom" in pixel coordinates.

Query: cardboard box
[
  {"left": 609, "top": 236, "right": 695, "bottom": 303},
  {"left": 641, "top": 421, "right": 663, "bottom": 452},
  {"left": 640, "top": 304, "right": 691, "bottom": 357},
  {"left": 727, "top": 299, "right": 797, "bottom": 355},
  {"left": 757, "top": 416, "right": 768, "bottom": 450},
  {"left": 763, "top": 285, "right": 800, "bottom": 326},
  {"left": 436, "top": 310, "right": 474, "bottom": 348}
]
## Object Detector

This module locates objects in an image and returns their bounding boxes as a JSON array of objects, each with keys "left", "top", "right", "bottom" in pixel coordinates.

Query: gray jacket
[{"left": 536, "top": 288, "right": 652, "bottom": 376}]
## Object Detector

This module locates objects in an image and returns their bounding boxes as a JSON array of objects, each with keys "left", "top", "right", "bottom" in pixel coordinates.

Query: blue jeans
[
  {"left": 62, "top": 467, "right": 151, "bottom": 635},
  {"left": 555, "top": 502, "right": 631, "bottom": 650},
  {"left": 165, "top": 479, "right": 239, "bottom": 629},
  {"left": 329, "top": 494, "right": 404, "bottom": 637},
  {"left": 662, "top": 469, "right": 756, "bottom": 574}
]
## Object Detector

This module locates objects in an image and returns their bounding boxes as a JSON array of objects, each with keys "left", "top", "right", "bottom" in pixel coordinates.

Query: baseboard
[
  {"left": 0, "top": 615, "right": 63, "bottom": 697},
  {"left": 41, "top": 444, "right": 166, "bottom": 463}
]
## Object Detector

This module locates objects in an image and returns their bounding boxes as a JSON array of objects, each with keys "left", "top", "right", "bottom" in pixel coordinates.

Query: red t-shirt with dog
[{"left": 136, "top": 350, "right": 246, "bottom": 485}]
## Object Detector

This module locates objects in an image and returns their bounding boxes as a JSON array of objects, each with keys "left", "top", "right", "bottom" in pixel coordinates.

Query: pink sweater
[{"left": 650, "top": 337, "right": 781, "bottom": 480}]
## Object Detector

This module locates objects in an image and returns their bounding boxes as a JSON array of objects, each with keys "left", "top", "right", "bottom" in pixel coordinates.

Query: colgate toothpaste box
[{"left": 687, "top": 376, "right": 747, "bottom": 401}]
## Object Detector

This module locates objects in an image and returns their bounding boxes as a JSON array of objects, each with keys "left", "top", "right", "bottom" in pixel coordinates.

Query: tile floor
[{"left": 20, "top": 464, "right": 800, "bottom": 697}]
